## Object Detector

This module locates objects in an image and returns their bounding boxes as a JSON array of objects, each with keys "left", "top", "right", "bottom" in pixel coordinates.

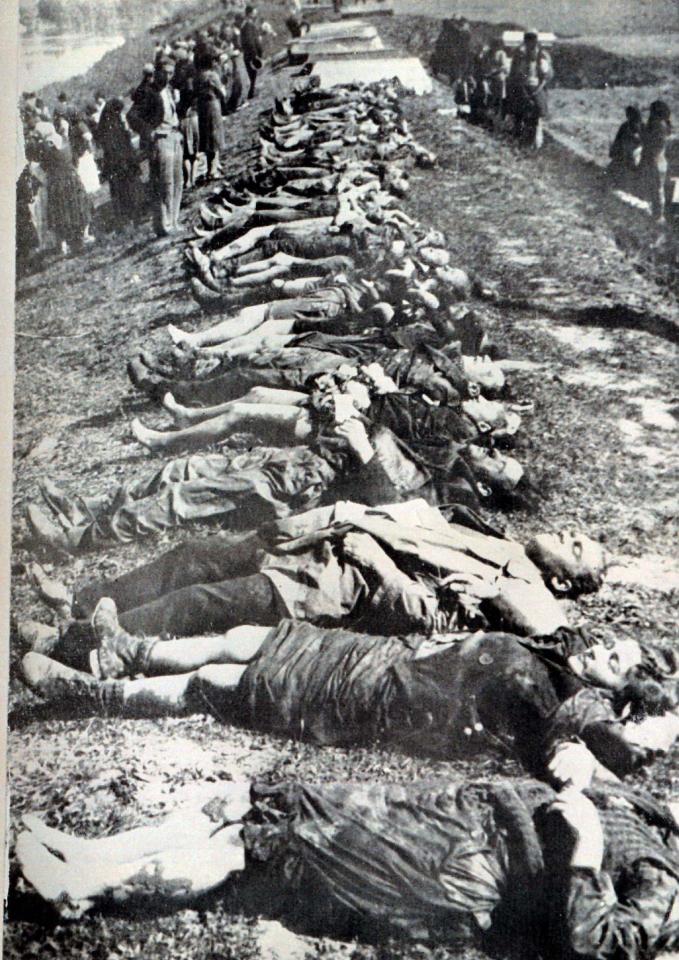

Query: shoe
[
  {"left": 21, "top": 652, "right": 109, "bottom": 717},
  {"left": 191, "top": 276, "right": 227, "bottom": 311},
  {"left": 26, "top": 504, "right": 73, "bottom": 554},
  {"left": 14, "top": 620, "right": 60, "bottom": 656},
  {"left": 39, "top": 479, "right": 86, "bottom": 527},
  {"left": 127, "top": 358, "right": 164, "bottom": 400},
  {"left": 91, "top": 598, "right": 153, "bottom": 680},
  {"left": 25, "top": 561, "right": 73, "bottom": 617}
]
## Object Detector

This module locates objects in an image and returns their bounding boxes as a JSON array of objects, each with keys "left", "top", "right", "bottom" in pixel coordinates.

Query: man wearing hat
[
  {"left": 132, "top": 57, "right": 184, "bottom": 237},
  {"left": 508, "top": 30, "right": 553, "bottom": 148}
]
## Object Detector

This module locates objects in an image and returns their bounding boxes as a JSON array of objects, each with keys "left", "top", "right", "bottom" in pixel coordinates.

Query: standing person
[
  {"left": 70, "top": 110, "right": 101, "bottom": 197},
  {"left": 127, "top": 64, "right": 156, "bottom": 157},
  {"left": 240, "top": 4, "right": 263, "bottom": 101},
  {"left": 97, "top": 98, "right": 143, "bottom": 231},
  {"left": 133, "top": 57, "right": 184, "bottom": 238},
  {"left": 195, "top": 52, "right": 227, "bottom": 180},
  {"left": 225, "top": 19, "right": 244, "bottom": 112},
  {"left": 608, "top": 106, "right": 643, "bottom": 191},
  {"left": 640, "top": 100, "right": 672, "bottom": 224},
  {"left": 38, "top": 128, "right": 92, "bottom": 256},
  {"left": 508, "top": 30, "right": 553, "bottom": 149}
]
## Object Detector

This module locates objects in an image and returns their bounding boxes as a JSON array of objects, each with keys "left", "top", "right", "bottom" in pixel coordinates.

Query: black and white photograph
[{"left": 5, "top": 0, "right": 679, "bottom": 957}]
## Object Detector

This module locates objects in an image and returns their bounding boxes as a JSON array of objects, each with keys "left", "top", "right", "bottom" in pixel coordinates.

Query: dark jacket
[{"left": 240, "top": 17, "right": 262, "bottom": 63}]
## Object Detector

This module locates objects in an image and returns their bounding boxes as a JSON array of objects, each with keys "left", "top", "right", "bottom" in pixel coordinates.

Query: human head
[
  {"left": 155, "top": 57, "right": 175, "bottom": 86},
  {"left": 95, "top": 90, "right": 106, "bottom": 104},
  {"left": 649, "top": 99, "right": 672, "bottom": 125},
  {"left": 245, "top": 4, "right": 256, "bottom": 16},
  {"left": 461, "top": 355, "right": 505, "bottom": 395},
  {"left": 524, "top": 30, "right": 539, "bottom": 50},
  {"left": 58, "top": 91, "right": 68, "bottom": 103},
  {"left": 567, "top": 638, "right": 642, "bottom": 690},
  {"left": 419, "top": 246, "right": 450, "bottom": 268},
  {"left": 625, "top": 105, "right": 642, "bottom": 125},
  {"left": 142, "top": 63, "right": 155, "bottom": 78},
  {"left": 463, "top": 397, "right": 520, "bottom": 438},
  {"left": 525, "top": 530, "right": 606, "bottom": 596},
  {"left": 464, "top": 444, "right": 524, "bottom": 495}
]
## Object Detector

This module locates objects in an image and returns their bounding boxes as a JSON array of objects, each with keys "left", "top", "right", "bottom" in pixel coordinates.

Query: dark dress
[
  {"left": 97, "top": 105, "right": 143, "bottom": 225},
  {"left": 225, "top": 621, "right": 642, "bottom": 773},
  {"left": 196, "top": 69, "right": 226, "bottom": 153},
  {"left": 41, "top": 142, "right": 91, "bottom": 245},
  {"left": 238, "top": 777, "right": 679, "bottom": 954}
]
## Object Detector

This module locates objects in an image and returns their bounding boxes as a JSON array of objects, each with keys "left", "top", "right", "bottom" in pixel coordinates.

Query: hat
[{"left": 142, "top": 62, "right": 155, "bottom": 75}]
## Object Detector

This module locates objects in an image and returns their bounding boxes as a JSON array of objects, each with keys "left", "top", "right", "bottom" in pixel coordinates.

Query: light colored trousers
[{"left": 150, "top": 131, "right": 183, "bottom": 236}]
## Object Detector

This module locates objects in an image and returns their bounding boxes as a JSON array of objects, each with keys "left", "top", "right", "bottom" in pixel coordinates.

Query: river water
[{"left": 20, "top": 31, "right": 124, "bottom": 93}]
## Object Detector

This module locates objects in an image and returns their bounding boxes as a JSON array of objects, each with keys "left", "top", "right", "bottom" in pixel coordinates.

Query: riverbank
[{"left": 30, "top": 0, "right": 286, "bottom": 107}]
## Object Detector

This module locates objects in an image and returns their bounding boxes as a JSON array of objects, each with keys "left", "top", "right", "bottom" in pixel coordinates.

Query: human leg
[
  {"left": 150, "top": 138, "right": 175, "bottom": 237},
  {"left": 132, "top": 402, "right": 311, "bottom": 452},
  {"left": 16, "top": 817, "right": 244, "bottom": 916},
  {"left": 168, "top": 302, "right": 270, "bottom": 347},
  {"left": 170, "top": 132, "right": 184, "bottom": 230},
  {"left": 74, "top": 531, "right": 262, "bottom": 616},
  {"left": 112, "top": 568, "right": 279, "bottom": 637},
  {"left": 162, "top": 387, "right": 308, "bottom": 426}
]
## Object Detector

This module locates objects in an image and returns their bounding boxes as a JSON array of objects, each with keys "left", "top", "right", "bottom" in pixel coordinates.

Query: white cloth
[{"left": 77, "top": 151, "right": 101, "bottom": 194}]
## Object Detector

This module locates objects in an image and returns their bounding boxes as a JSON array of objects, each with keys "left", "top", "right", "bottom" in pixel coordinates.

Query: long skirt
[
  {"left": 47, "top": 166, "right": 92, "bottom": 243},
  {"left": 197, "top": 96, "right": 225, "bottom": 153}
]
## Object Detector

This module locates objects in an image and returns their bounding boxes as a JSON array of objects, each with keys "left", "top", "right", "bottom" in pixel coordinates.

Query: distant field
[{"left": 393, "top": 0, "right": 679, "bottom": 37}]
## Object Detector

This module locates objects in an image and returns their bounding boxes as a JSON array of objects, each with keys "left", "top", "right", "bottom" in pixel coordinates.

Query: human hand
[
  {"left": 548, "top": 741, "right": 599, "bottom": 791},
  {"left": 550, "top": 787, "right": 604, "bottom": 870},
  {"left": 334, "top": 418, "right": 374, "bottom": 463}
]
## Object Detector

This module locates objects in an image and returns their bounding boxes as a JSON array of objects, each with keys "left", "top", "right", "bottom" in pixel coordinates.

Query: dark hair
[
  {"left": 58, "top": 92, "right": 68, "bottom": 101},
  {"left": 614, "top": 672, "right": 679, "bottom": 719},
  {"left": 626, "top": 105, "right": 642, "bottom": 124},
  {"left": 649, "top": 99, "right": 671, "bottom": 123}
]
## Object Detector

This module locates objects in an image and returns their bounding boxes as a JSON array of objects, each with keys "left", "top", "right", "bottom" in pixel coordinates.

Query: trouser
[
  {"left": 149, "top": 131, "right": 183, "bottom": 236},
  {"left": 68, "top": 449, "right": 332, "bottom": 547},
  {"left": 72, "top": 534, "right": 282, "bottom": 638},
  {"left": 244, "top": 59, "right": 258, "bottom": 99},
  {"left": 643, "top": 163, "right": 667, "bottom": 220}
]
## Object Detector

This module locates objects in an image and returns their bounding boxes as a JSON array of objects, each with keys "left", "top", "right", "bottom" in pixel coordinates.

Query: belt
[{"left": 154, "top": 129, "right": 180, "bottom": 140}]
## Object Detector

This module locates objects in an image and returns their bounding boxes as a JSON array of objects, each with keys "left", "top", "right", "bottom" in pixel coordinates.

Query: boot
[
  {"left": 26, "top": 504, "right": 84, "bottom": 555},
  {"left": 25, "top": 561, "right": 73, "bottom": 617},
  {"left": 21, "top": 652, "right": 121, "bottom": 717},
  {"left": 14, "top": 619, "right": 60, "bottom": 656},
  {"left": 40, "top": 480, "right": 88, "bottom": 527},
  {"left": 91, "top": 598, "right": 156, "bottom": 680}
]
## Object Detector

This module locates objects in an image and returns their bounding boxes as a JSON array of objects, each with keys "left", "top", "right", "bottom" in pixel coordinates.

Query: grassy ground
[
  {"left": 392, "top": 0, "right": 679, "bottom": 38},
  {"left": 7, "top": 11, "right": 679, "bottom": 960}
]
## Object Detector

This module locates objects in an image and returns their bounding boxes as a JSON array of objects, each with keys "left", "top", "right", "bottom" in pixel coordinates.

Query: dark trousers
[
  {"left": 244, "top": 59, "right": 258, "bottom": 99},
  {"left": 70, "top": 532, "right": 282, "bottom": 638}
]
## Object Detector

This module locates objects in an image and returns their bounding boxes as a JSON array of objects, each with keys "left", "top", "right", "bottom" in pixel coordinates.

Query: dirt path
[{"left": 7, "top": 38, "right": 679, "bottom": 960}]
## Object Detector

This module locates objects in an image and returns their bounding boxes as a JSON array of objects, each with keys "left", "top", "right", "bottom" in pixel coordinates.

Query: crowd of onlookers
[
  {"left": 16, "top": 2, "right": 274, "bottom": 271},
  {"left": 609, "top": 100, "right": 675, "bottom": 224},
  {"left": 432, "top": 18, "right": 676, "bottom": 223},
  {"left": 15, "top": 5, "right": 676, "bottom": 275}
]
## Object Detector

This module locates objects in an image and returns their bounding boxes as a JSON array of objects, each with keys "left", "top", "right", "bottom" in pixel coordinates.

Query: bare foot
[
  {"left": 130, "top": 418, "right": 163, "bottom": 450},
  {"left": 167, "top": 323, "right": 191, "bottom": 347},
  {"left": 161, "top": 392, "right": 193, "bottom": 428}
]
